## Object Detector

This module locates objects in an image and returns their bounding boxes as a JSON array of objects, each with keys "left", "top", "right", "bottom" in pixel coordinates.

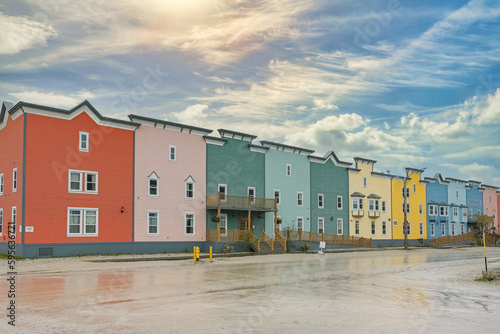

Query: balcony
[
  {"left": 467, "top": 216, "right": 477, "bottom": 223},
  {"left": 368, "top": 211, "right": 380, "bottom": 218},
  {"left": 207, "top": 194, "right": 276, "bottom": 212},
  {"left": 352, "top": 210, "right": 364, "bottom": 217}
]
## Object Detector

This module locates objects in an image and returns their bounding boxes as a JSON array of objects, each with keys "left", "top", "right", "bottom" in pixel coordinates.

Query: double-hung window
[
  {"left": 403, "top": 203, "right": 410, "bottom": 214},
  {"left": 352, "top": 197, "right": 364, "bottom": 210},
  {"left": 318, "top": 217, "right": 324, "bottom": 234},
  {"left": 13, "top": 168, "right": 17, "bottom": 192},
  {"left": 382, "top": 221, "right": 387, "bottom": 236},
  {"left": 218, "top": 184, "right": 227, "bottom": 202},
  {"left": 402, "top": 187, "right": 410, "bottom": 199},
  {"left": 337, "top": 196, "right": 343, "bottom": 210},
  {"left": 220, "top": 214, "right": 228, "bottom": 236},
  {"left": 185, "top": 177, "right": 194, "bottom": 199},
  {"left": 67, "top": 208, "right": 98, "bottom": 236},
  {"left": 419, "top": 204, "right": 423, "bottom": 215},
  {"left": 286, "top": 164, "right": 291, "bottom": 177},
  {"left": 381, "top": 200, "right": 386, "bottom": 212},
  {"left": 419, "top": 222, "right": 424, "bottom": 236},
  {"left": 355, "top": 220, "right": 360, "bottom": 235},
  {"left": 274, "top": 190, "right": 281, "bottom": 206},
  {"left": 11, "top": 207, "right": 16, "bottom": 236},
  {"left": 148, "top": 172, "right": 159, "bottom": 197},
  {"left": 429, "top": 205, "right": 438, "bottom": 216},
  {"left": 453, "top": 207, "right": 459, "bottom": 219},
  {"left": 297, "top": 192, "right": 303, "bottom": 207},
  {"left": 185, "top": 213, "right": 195, "bottom": 235},
  {"left": 371, "top": 221, "right": 376, "bottom": 236},
  {"left": 79, "top": 132, "right": 89, "bottom": 152},
  {"left": 369, "top": 199, "right": 379, "bottom": 211},
  {"left": 69, "top": 170, "right": 98, "bottom": 194},
  {"left": 0, "top": 173, "right": 3, "bottom": 195},
  {"left": 318, "top": 194, "right": 324, "bottom": 209},
  {"left": 248, "top": 187, "right": 256, "bottom": 204},
  {"left": 169, "top": 145, "right": 176, "bottom": 161},
  {"left": 148, "top": 211, "right": 159, "bottom": 235},
  {"left": 297, "top": 217, "right": 303, "bottom": 231},
  {"left": 431, "top": 223, "right": 435, "bottom": 236},
  {"left": 337, "top": 218, "right": 343, "bottom": 235}
]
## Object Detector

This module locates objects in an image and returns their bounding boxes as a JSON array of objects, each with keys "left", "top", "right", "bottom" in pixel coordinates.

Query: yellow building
[
  {"left": 391, "top": 168, "right": 428, "bottom": 239},
  {"left": 348, "top": 158, "right": 392, "bottom": 239}
]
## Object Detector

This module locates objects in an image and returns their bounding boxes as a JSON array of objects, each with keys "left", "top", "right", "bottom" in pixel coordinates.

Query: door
[{"left": 239, "top": 217, "right": 253, "bottom": 231}]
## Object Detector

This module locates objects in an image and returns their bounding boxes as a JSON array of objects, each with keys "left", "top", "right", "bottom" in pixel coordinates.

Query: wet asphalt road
[{"left": 2, "top": 247, "right": 500, "bottom": 333}]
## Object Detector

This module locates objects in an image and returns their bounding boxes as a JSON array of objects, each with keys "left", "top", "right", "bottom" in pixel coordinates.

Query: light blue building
[
  {"left": 261, "top": 140, "right": 313, "bottom": 237},
  {"left": 445, "top": 178, "right": 469, "bottom": 235},
  {"left": 425, "top": 174, "right": 450, "bottom": 238},
  {"left": 465, "top": 180, "right": 483, "bottom": 232}
]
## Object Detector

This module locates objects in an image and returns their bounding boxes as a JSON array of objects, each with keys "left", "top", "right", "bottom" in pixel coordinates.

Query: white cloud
[
  {"left": 0, "top": 12, "right": 57, "bottom": 54},
  {"left": 312, "top": 99, "right": 338, "bottom": 111},
  {"left": 474, "top": 88, "right": 500, "bottom": 125},
  {"left": 169, "top": 104, "right": 208, "bottom": 126},
  {"left": 9, "top": 90, "right": 95, "bottom": 108}
]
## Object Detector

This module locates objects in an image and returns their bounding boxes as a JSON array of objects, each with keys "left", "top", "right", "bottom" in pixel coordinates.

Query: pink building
[
  {"left": 482, "top": 185, "right": 499, "bottom": 234},
  {"left": 129, "top": 115, "right": 212, "bottom": 243}
]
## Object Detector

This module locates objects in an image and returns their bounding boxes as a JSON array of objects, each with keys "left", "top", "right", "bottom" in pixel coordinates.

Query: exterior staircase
[{"left": 249, "top": 231, "right": 287, "bottom": 254}]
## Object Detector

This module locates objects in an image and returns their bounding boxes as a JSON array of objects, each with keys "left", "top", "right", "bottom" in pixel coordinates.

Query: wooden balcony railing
[{"left": 207, "top": 194, "right": 276, "bottom": 211}]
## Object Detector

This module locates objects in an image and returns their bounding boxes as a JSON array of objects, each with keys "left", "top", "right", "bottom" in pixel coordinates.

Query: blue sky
[{"left": 1, "top": 0, "right": 499, "bottom": 184}]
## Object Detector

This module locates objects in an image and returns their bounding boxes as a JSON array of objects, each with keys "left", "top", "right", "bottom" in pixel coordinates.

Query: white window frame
[
  {"left": 185, "top": 178, "right": 195, "bottom": 199},
  {"left": 297, "top": 217, "right": 303, "bottom": 231},
  {"left": 403, "top": 202, "right": 410, "bottom": 214},
  {"left": 147, "top": 210, "right": 159, "bottom": 235},
  {"left": 453, "top": 207, "right": 459, "bottom": 219},
  {"left": 371, "top": 220, "right": 376, "bottom": 236},
  {"left": 382, "top": 200, "right": 386, "bottom": 213},
  {"left": 0, "top": 209, "right": 3, "bottom": 236},
  {"left": 13, "top": 168, "right": 17, "bottom": 193},
  {"left": 169, "top": 145, "right": 176, "bottom": 162},
  {"left": 402, "top": 187, "right": 410, "bottom": 199},
  {"left": 11, "top": 207, "right": 16, "bottom": 236},
  {"left": 337, "top": 196, "right": 343, "bottom": 210},
  {"left": 67, "top": 208, "right": 99, "bottom": 237},
  {"left": 393, "top": 220, "right": 398, "bottom": 227},
  {"left": 286, "top": 164, "right": 292, "bottom": 177},
  {"left": 248, "top": 187, "right": 256, "bottom": 204},
  {"left": 274, "top": 190, "right": 281, "bottom": 206},
  {"left": 429, "top": 205, "right": 438, "bottom": 216},
  {"left": 69, "top": 170, "right": 98, "bottom": 194},
  {"left": 318, "top": 217, "right": 324, "bottom": 234},
  {"left": 431, "top": 223, "right": 435, "bottom": 237},
  {"left": 419, "top": 222, "right": 424, "bottom": 236},
  {"left": 337, "top": 218, "right": 343, "bottom": 235},
  {"left": 463, "top": 209, "right": 468, "bottom": 218},
  {"left": 451, "top": 223, "right": 455, "bottom": 236},
  {"left": 0, "top": 173, "right": 3, "bottom": 195},
  {"left": 185, "top": 213, "right": 195, "bottom": 236},
  {"left": 220, "top": 213, "right": 228, "bottom": 237},
  {"left": 355, "top": 220, "right": 360, "bottom": 236},
  {"left": 79, "top": 131, "right": 89, "bottom": 152},
  {"left": 419, "top": 204, "right": 423, "bottom": 215},
  {"left": 148, "top": 174, "right": 159, "bottom": 197},
  {"left": 413, "top": 183, "right": 416, "bottom": 194},
  {"left": 369, "top": 199, "right": 380, "bottom": 212},
  {"left": 363, "top": 177, "right": 367, "bottom": 188},
  {"left": 352, "top": 197, "right": 364, "bottom": 210},
  {"left": 440, "top": 206, "right": 448, "bottom": 216},
  {"left": 405, "top": 221, "right": 411, "bottom": 236},
  {"left": 218, "top": 184, "right": 227, "bottom": 203},
  {"left": 318, "top": 194, "right": 324, "bottom": 209},
  {"left": 297, "top": 192, "right": 303, "bottom": 207},
  {"left": 382, "top": 221, "right": 387, "bottom": 236}
]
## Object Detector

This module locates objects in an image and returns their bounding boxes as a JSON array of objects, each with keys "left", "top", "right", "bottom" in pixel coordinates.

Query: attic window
[{"left": 79, "top": 132, "right": 89, "bottom": 152}]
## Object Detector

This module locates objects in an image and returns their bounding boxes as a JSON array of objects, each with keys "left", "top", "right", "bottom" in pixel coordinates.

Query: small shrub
[{"left": 300, "top": 244, "right": 311, "bottom": 252}]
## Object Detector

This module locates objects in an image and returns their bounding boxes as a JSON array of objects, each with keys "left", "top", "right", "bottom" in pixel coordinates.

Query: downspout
[{"left": 21, "top": 108, "right": 27, "bottom": 253}]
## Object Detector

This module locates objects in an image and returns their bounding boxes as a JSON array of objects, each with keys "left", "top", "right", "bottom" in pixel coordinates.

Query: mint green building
[
  {"left": 262, "top": 141, "right": 313, "bottom": 237},
  {"left": 309, "top": 151, "right": 351, "bottom": 235}
]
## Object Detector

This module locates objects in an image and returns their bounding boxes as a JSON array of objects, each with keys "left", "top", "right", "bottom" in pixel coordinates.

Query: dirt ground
[{"left": 1, "top": 247, "right": 500, "bottom": 333}]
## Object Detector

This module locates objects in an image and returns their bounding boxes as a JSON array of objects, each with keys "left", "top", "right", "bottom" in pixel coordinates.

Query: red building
[{"left": 0, "top": 101, "right": 138, "bottom": 257}]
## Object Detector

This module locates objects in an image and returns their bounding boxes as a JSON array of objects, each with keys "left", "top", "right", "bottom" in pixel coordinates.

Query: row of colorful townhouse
[{"left": 0, "top": 100, "right": 498, "bottom": 257}]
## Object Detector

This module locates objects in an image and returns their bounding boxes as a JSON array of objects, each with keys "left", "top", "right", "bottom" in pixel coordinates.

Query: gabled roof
[
  {"left": 350, "top": 192, "right": 366, "bottom": 197},
  {"left": 128, "top": 114, "right": 212, "bottom": 135},
  {"left": 6, "top": 100, "right": 139, "bottom": 130},
  {"left": 406, "top": 167, "right": 426, "bottom": 175},
  {"left": 354, "top": 157, "right": 377, "bottom": 166},
  {"left": 0, "top": 101, "right": 14, "bottom": 124},
  {"left": 308, "top": 150, "right": 351, "bottom": 167},
  {"left": 481, "top": 184, "right": 499, "bottom": 190},
  {"left": 425, "top": 173, "right": 449, "bottom": 185},
  {"left": 204, "top": 135, "right": 227, "bottom": 146},
  {"left": 260, "top": 140, "right": 314, "bottom": 155},
  {"left": 218, "top": 129, "right": 257, "bottom": 142}
]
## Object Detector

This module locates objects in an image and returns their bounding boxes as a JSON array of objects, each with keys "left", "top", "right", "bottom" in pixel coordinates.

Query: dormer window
[
  {"left": 79, "top": 132, "right": 89, "bottom": 152},
  {"left": 148, "top": 172, "right": 159, "bottom": 197}
]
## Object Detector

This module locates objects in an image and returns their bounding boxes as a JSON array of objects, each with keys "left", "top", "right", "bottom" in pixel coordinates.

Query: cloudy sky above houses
[{"left": 1, "top": 0, "right": 499, "bottom": 184}]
